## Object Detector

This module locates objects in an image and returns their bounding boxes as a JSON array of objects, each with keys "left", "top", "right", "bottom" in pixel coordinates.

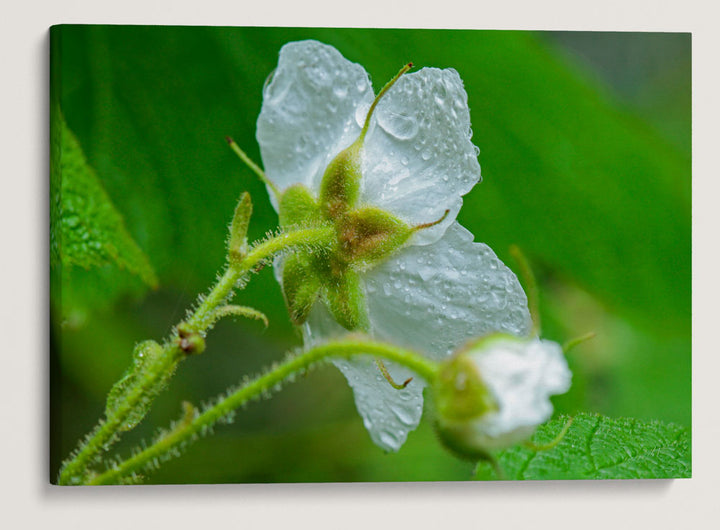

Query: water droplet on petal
[
  {"left": 390, "top": 405, "right": 415, "bottom": 426},
  {"left": 301, "top": 61, "right": 332, "bottom": 88},
  {"left": 433, "top": 82, "right": 448, "bottom": 106},
  {"left": 379, "top": 429, "right": 400, "bottom": 448},
  {"left": 355, "top": 101, "right": 371, "bottom": 127},
  {"left": 376, "top": 108, "right": 419, "bottom": 141}
]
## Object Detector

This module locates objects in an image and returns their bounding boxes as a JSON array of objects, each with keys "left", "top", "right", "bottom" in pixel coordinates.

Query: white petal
[
  {"left": 470, "top": 338, "right": 571, "bottom": 443},
  {"left": 302, "top": 303, "right": 424, "bottom": 452},
  {"left": 364, "top": 222, "right": 532, "bottom": 360},
  {"left": 290, "top": 222, "right": 531, "bottom": 453},
  {"left": 256, "top": 40, "right": 374, "bottom": 197},
  {"left": 360, "top": 68, "right": 481, "bottom": 245}
]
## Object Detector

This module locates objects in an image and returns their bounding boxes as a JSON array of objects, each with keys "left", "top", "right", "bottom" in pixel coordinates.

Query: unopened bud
[
  {"left": 228, "top": 192, "right": 252, "bottom": 264},
  {"left": 433, "top": 334, "right": 571, "bottom": 460},
  {"left": 177, "top": 324, "right": 206, "bottom": 355}
]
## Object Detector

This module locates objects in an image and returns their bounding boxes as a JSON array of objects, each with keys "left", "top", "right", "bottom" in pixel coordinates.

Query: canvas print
[{"left": 50, "top": 26, "right": 691, "bottom": 484}]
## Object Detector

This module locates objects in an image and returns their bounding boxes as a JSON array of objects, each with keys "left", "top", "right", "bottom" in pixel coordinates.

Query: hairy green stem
[
  {"left": 88, "top": 338, "right": 440, "bottom": 485},
  {"left": 58, "top": 226, "right": 335, "bottom": 485},
  {"left": 58, "top": 344, "right": 183, "bottom": 484}
]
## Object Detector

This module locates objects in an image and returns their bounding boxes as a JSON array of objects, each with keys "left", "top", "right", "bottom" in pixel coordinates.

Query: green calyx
[
  {"left": 276, "top": 63, "right": 418, "bottom": 331},
  {"left": 433, "top": 355, "right": 497, "bottom": 423},
  {"left": 432, "top": 353, "right": 500, "bottom": 461},
  {"left": 277, "top": 185, "right": 412, "bottom": 331},
  {"left": 337, "top": 207, "right": 413, "bottom": 266},
  {"left": 279, "top": 184, "right": 323, "bottom": 229}
]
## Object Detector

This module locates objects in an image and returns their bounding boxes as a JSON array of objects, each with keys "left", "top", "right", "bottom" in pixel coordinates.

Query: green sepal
[
  {"left": 322, "top": 268, "right": 368, "bottom": 331},
  {"left": 432, "top": 353, "right": 500, "bottom": 461},
  {"left": 434, "top": 355, "right": 498, "bottom": 423},
  {"left": 337, "top": 207, "right": 413, "bottom": 266},
  {"left": 278, "top": 184, "right": 323, "bottom": 229},
  {"left": 318, "top": 141, "right": 362, "bottom": 220},
  {"left": 282, "top": 253, "right": 322, "bottom": 325},
  {"left": 228, "top": 191, "right": 252, "bottom": 263}
]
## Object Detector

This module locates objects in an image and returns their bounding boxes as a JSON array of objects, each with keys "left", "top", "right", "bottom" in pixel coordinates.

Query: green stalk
[
  {"left": 88, "top": 338, "right": 440, "bottom": 485},
  {"left": 58, "top": 226, "right": 335, "bottom": 485}
]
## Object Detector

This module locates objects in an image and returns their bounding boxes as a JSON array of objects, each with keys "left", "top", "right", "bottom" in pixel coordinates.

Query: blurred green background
[{"left": 50, "top": 26, "right": 690, "bottom": 483}]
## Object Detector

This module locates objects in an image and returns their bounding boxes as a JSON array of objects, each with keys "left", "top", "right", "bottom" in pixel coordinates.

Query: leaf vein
[
  {"left": 585, "top": 415, "right": 601, "bottom": 473},
  {"left": 595, "top": 439, "right": 688, "bottom": 473}
]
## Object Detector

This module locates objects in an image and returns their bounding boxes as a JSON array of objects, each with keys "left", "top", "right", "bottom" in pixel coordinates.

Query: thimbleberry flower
[
  {"left": 433, "top": 334, "right": 571, "bottom": 459},
  {"left": 256, "top": 40, "right": 532, "bottom": 451}
]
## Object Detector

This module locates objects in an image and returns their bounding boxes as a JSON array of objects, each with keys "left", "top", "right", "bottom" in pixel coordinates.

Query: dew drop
[
  {"left": 302, "top": 61, "right": 332, "bottom": 87},
  {"left": 433, "top": 82, "right": 448, "bottom": 106},
  {"left": 355, "top": 101, "right": 371, "bottom": 127},
  {"left": 376, "top": 108, "right": 419, "bottom": 141},
  {"left": 264, "top": 69, "right": 299, "bottom": 108},
  {"left": 390, "top": 405, "right": 415, "bottom": 426},
  {"left": 379, "top": 430, "right": 400, "bottom": 449},
  {"left": 333, "top": 85, "right": 348, "bottom": 98}
]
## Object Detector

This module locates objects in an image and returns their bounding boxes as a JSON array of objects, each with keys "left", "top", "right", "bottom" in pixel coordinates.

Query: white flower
[
  {"left": 434, "top": 335, "right": 571, "bottom": 456},
  {"left": 256, "top": 40, "right": 532, "bottom": 451}
]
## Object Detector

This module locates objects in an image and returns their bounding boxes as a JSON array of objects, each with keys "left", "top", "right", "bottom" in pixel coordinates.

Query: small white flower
[
  {"left": 434, "top": 335, "right": 572, "bottom": 456},
  {"left": 256, "top": 40, "right": 532, "bottom": 451}
]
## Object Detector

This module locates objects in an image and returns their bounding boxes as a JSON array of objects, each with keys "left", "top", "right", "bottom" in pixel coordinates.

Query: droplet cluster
[
  {"left": 257, "top": 40, "right": 375, "bottom": 194},
  {"left": 365, "top": 223, "right": 532, "bottom": 362},
  {"left": 360, "top": 68, "right": 481, "bottom": 245}
]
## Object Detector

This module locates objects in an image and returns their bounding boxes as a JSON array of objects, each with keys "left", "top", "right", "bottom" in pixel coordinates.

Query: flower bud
[
  {"left": 433, "top": 334, "right": 571, "bottom": 460},
  {"left": 177, "top": 324, "right": 206, "bottom": 355},
  {"left": 228, "top": 192, "right": 252, "bottom": 264}
]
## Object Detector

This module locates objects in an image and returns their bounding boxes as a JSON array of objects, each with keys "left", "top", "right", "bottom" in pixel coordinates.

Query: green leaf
[
  {"left": 53, "top": 110, "right": 158, "bottom": 288},
  {"left": 475, "top": 413, "right": 691, "bottom": 480}
]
